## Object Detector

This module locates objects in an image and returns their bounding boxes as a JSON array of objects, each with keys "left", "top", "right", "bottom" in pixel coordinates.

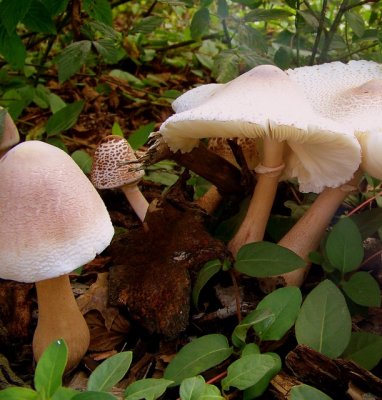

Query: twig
[{"left": 309, "top": 0, "right": 328, "bottom": 65}]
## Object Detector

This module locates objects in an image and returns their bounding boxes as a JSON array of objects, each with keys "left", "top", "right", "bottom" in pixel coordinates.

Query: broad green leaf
[
  {"left": 48, "top": 93, "right": 67, "bottom": 113},
  {"left": 93, "top": 39, "right": 121, "bottom": 64},
  {"left": 109, "top": 70, "right": 145, "bottom": 88},
  {"left": 295, "top": 280, "right": 352, "bottom": 358},
  {"left": 164, "top": 334, "right": 233, "bottom": 385},
  {"left": 342, "top": 332, "right": 382, "bottom": 370},
  {"left": 190, "top": 8, "right": 210, "bottom": 39},
  {"left": 179, "top": 376, "right": 206, "bottom": 400},
  {"left": 41, "top": 0, "right": 69, "bottom": 16},
  {"left": 221, "top": 354, "right": 280, "bottom": 391},
  {"left": 72, "top": 392, "right": 117, "bottom": 400},
  {"left": 0, "top": 26, "right": 26, "bottom": 69},
  {"left": 254, "top": 286, "right": 302, "bottom": 341},
  {"left": 243, "top": 353, "right": 282, "bottom": 399},
  {"left": 192, "top": 259, "right": 222, "bottom": 308},
  {"left": 325, "top": 218, "right": 363, "bottom": 275},
  {"left": 1, "top": 87, "right": 34, "bottom": 119},
  {"left": 212, "top": 50, "right": 239, "bottom": 83},
  {"left": 83, "top": 0, "right": 112, "bottom": 25},
  {"left": 201, "top": 384, "right": 223, "bottom": 399},
  {"left": 232, "top": 309, "right": 275, "bottom": 348},
  {"left": 124, "top": 378, "right": 173, "bottom": 400},
  {"left": 0, "top": 387, "right": 38, "bottom": 400},
  {"left": 342, "top": 272, "right": 381, "bottom": 307},
  {"left": 46, "top": 101, "right": 85, "bottom": 136},
  {"left": 130, "top": 16, "right": 163, "bottom": 34},
  {"left": 297, "top": 10, "right": 319, "bottom": 28},
  {"left": 217, "top": 0, "right": 229, "bottom": 19},
  {"left": 237, "top": 25, "right": 268, "bottom": 53},
  {"left": 235, "top": 242, "right": 305, "bottom": 277},
  {"left": 56, "top": 41, "right": 92, "bottom": 83},
  {"left": 350, "top": 208, "right": 382, "bottom": 239},
  {"left": 245, "top": 8, "right": 293, "bottom": 22},
  {"left": 0, "top": 0, "right": 32, "bottom": 34},
  {"left": 71, "top": 150, "right": 93, "bottom": 174},
  {"left": 34, "top": 339, "right": 68, "bottom": 397},
  {"left": 51, "top": 386, "right": 79, "bottom": 400},
  {"left": 345, "top": 11, "right": 365, "bottom": 38},
  {"left": 128, "top": 122, "right": 155, "bottom": 150},
  {"left": 241, "top": 343, "right": 260, "bottom": 357},
  {"left": 22, "top": 0, "right": 56, "bottom": 34},
  {"left": 87, "top": 351, "right": 133, "bottom": 392},
  {"left": 274, "top": 46, "right": 293, "bottom": 69},
  {"left": 290, "top": 384, "right": 333, "bottom": 400}
]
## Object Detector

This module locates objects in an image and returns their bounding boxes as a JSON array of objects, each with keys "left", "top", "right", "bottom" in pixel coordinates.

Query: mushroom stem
[
  {"left": 121, "top": 185, "right": 149, "bottom": 222},
  {"left": 33, "top": 274, "right": 90, "bottom": 372},
  {"left": 260, "top": 171, "right": 362, "bottom": 292},
  {"left": 228, "top": 137, "right": 285, "bottom": 257}
]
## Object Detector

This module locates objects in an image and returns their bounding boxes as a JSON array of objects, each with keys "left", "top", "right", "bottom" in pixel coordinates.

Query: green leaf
[
  {"left": 83, "top": 0, "right": 112, "bottom": 25},
  {"left": 22, "top": 0, "right": 56, "bottom": 34},
  {"left": 274, "top": 46, "right": 293, "bottom": 69},
  {"left": 232, "top": 309, "right": 275, "bottom": 348},
  {"left": 190, "top": 8, "right": 210, "bottom": 40},
  {"left": 56, "top": 41, "right": 92, "bottom": 83},
  {"left": 93, "top": 39, "right": 121, "bottom": 64},
  {"left": 112, "top": 121, "right": 124, "bottom": 137},
  {"left": 124, "top": 378, "right": 173, "bottom": 400},
  {"left": 212, "top": 50, "right": 239, "bottom": 83},
  {"left": 130, "top": 16, "right": 163, "bottom": 34},
  {"left": 1, "top": 86, "right": 34, "bottom": 118},
  {"left": 51, "top": 386, "right": 79, "bottom": 400},
  {"left": 71, "top": 150, "right": 93, "bottom": 174},
  {"left": 350, "top": 208, "right": 382, "bottom": 239},
  {"left": 164, "top": 334, "right": 233, "bottom": 386},
  {"left": 0, "top": 26, "right": 26, "bottom": 69},
  {"left": 295, "top": 280, "right": 352, "bottom": 358},
  {"left": 46, "top": 100, "right": 85, "bottom": 136},
  {"left": 192, "top": 259, "right": 222, "bottom": 308},
  {"left": 72, "top": 392, "right": 117, "bottom": 400},
  {"left": 241, "top": 343, "right": 260, "bottom": 357},
  {"left": 0, "top": 387, "right": 38, "bottom": 400},
  {"left": 34, "top": 339, "right": 68, "bottom": 397},
  {"left": 200, "top": 384, "right": 223, "bottom": 399},
  {"left": 245, "top": 8, "right": 293, "bottom": 22},
  {"left": 345, "top": 11, "right": 365, "bottom": 38},
  {"left": 297, "top": 10, "right": 319, "bottom": 28},
  {"left": 325, "top": 218, "right": 363, "bottom": 275},
  {"left": 179, "top": 376, "right": 206, "bottom": 400},
  {"left": 128, "top": 122, "right": 156, "bottom": 150},
  {"left": 254, "top": 286, "right": 302, "bottom": 341},
  {"left": 342, "top": 332, "right": 382, "bottom": 370},
  {"left": 342, "top": 272, "right": 381, "bottom": 307},
  {"left": 290, "top": 384, "right": 333, "bottom": 400},
  {"left": 87, "top": 351, "right": 133, "bottom": 392},
  {"left": 237, "top": 25, "right": 268, "bottom": 53},
  {"left": 48, "top": 93, "right": 67, "bottom": 113},
  {"left": 109, "top": 70, "right": 145, "bottom": 89},
  {"left": 0, "top": 0, "right": 32, "bottom": 34},
  {"left": 221, "top": 354, "right": 280, "bottom": 391},
  {"left": 217, "top": 0, "right": 229, "bottom": 19},
  {"left": 235, "top": 242, "right": 305, "bottom": 277},
  {"left": 41, "top": 0, "right": 69, "bottom": 16}
]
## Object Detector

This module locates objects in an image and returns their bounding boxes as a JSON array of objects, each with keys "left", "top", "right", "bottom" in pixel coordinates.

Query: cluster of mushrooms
[{"left": 0, "top": 59, "right": 381, "bottom": 372}]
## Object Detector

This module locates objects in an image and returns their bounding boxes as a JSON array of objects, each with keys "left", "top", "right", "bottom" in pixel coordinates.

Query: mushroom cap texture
[
  {"left": 0, "top": 108, "right": 20, "bottom": 152},
  {"left": 159, "top": 64, "right": 361, "bottom": 193},
  {"left": 90, "top": 135, "right": 144, "bottom": 189},
  {"left": 0, "top": 141, "right": 114, "bottom": 283}
]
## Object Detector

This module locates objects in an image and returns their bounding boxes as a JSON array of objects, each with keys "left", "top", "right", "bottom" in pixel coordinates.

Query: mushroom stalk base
[
  {"left": 33, "top": 274, "right": 90, "bottom": 372},
  {"left": 121, "top": 185, "right": 149, "bottom": 222}
]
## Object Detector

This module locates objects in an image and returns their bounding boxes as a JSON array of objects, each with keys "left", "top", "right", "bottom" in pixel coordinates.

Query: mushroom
[
  {"left": 159, "top": 64, "right": 360, "bottom": 256},
  {"left": 0, "top": 108, "right": 19, "bottom": 157},
  {"left": 0, "top": 140, "right": 114, "bottom": 371},
  {"left": 90, "top": 135, "right": 149, "bottom": 222},
  {"left": 263, "top": 62, "right": 382, "bottom": 290}
]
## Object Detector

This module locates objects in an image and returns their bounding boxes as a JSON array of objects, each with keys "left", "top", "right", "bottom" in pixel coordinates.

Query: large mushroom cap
[
  {"left": 0, "top": 108, "right": 19, "bottom": 155},
  {"left": 0, "top": 141, "right": 114, "bottom": 282},
  {"left": 90, "top": 135, "right": 144, "bottom": 189},
  {"left": 159, "top": 64, "right": 361, "bottom": 193}
]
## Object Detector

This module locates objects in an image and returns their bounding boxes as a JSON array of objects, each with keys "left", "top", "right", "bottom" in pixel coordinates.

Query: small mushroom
[
  {"left": 0, "top": 140, "right": 114, "bottom": 371},
  {"left": 0, "top": 108, "right": 19, "bottom": 157},
  {"left": 159, "top": 64, "right": 360, "bottom": 256},
  {"left": 90, "top": 135, "right": 149, "bottom": 222}
]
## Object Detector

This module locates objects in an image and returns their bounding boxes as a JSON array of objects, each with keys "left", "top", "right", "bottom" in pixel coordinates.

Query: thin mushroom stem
[
  {"left": 259, "top": 170, "right": 362, "bottom": 292},
  {"left": 228, "top": 137, "right": 285, "bottom": 257},
  {"left": 121, "top": 185, "right": 149, "bottom": 222},
  {"left": 33, "top": 274, "right": 90, "bottom": 372}
]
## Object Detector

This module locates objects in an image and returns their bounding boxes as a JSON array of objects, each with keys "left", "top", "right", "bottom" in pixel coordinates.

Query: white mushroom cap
[
  {"left": 159, "top": 64, "right": 361, "bottom": 193},
  {"left": 90, "top": 135, "right": 144, "bottom": 189},
  {"left": 0, "top": 141, "right": 114, "bottom": 283},
  {"left": 0, "top": 108, "right": 19, "bottom": 153}
]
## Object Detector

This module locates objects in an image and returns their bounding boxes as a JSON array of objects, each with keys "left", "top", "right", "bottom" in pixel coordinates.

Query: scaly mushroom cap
[
  {"left": 0, "top": 108, "right": 19, "bottom": 154},
  {"left": 0, "top": 141, "right": 114, "bottom": 282},
  {"left": 90, "top": 135, "right": 144, "bottom": 189},
  {"left": 159, "top": 64, "right": 361, "bottom": 193}
]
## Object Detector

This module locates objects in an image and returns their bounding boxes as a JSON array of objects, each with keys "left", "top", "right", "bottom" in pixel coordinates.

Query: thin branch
[
  {"left": 154, "top": 33, "right": 222, "bottom": 52},
  {"left": 309, "top": 0, "right": 328, "bottom": 65}
]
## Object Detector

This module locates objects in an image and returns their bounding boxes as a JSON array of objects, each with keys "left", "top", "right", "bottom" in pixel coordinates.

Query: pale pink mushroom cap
[
  {"left": 0, "top": 108, "right": 19, "bottom": 153},
  {"left": 90, "top": 135, "right": 144, "bottom": 189},
  {"left": 159, "top": 64, "right": 361, "bottom": 193},
  {"left": 0, "top": 141, "right": 114, "bottom": 282}
]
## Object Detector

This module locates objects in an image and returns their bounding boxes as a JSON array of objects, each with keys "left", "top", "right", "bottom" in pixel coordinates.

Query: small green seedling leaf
[
  {"left": 128, "top": 122, "right": 155, "bottom": 150},
  {"left": 87, "top": 351, "right": 133, "bottom": 392},
  {"left": 124, "top": 378, "right": 173, "bottom": 400},
  {"left": 295, "top": 280, "right": 352, "bottom": 358},
  {"left": 111, "top": 121, "right": 124, "bottom": 137},
  {"left": 325, "top": 218, "right": 363, "bottom": 275},
  {"left": 72, "top": 392, "right": 117, "bottom": 400},
  {"left": 46, "top": 100, "right": 85, "bottom": 136},
  {"left": 290, "top": 384, "right": 333, "bottom": 399},
  {"left": 342, "top": 331, "right": 382, "bottom": 370},
  {"left": 342, "top": 271, "right": 381, "bottom": 307},
  {"left": 51, "top": 386, "right": 79, "bottom": 399},
  {"left": 254, "top": 286, "right": 302, "bottom": 341},
  {"left": 0, "top": 387, "right": 38, "bottom": 400},
  {"left": 232, "top": 309, "right": 275, "bottom": 348},
  {"left": 34, "top": 339, "right": 68, "bottom": 398},
  {"left": 235, "top": 242, "right": 305, "bottom": 277},
  {"left": 164, "top": 334, "right": 233, "bottom": 386},
  {"left": 179, "top": 376, "right": 206, "bottom": 400},
  {"left": 192, "top": 259, "right": 222, "bottom": 308},
  {"left": 221, "top": 353, "right": 280, "bottom": 391}
]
